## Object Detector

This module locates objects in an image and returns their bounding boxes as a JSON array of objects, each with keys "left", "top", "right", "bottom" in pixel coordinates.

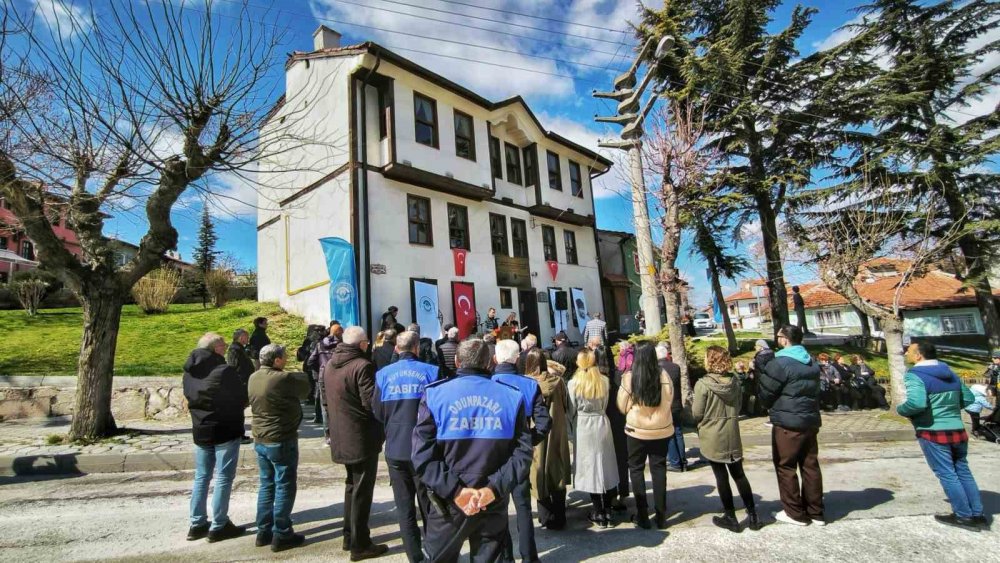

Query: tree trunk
[
  {"left": 69, "top": 285, "right": 125, "bottom": 440},
  {"left": 881, "top": 316, "right": 907, "bottom": 407},
  {"left": 662, "top": 277, "right": 691, "bottom": 406},
  {"left": 853, "top": 305, "right": 871, "bottom": 340},
  {"left": 708, "top": 258, "right": 739, "bottom": 354},
  {"left": 755, "top": 196, "right": 789, "bottom": 336},
  {"left": 956, "top": 235, "right": 1000, "bottom": 352}
]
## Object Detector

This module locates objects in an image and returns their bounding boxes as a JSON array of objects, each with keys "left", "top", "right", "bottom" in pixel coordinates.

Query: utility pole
[{"left": 594, "top": 35, "right": 673, "bottom": 336}]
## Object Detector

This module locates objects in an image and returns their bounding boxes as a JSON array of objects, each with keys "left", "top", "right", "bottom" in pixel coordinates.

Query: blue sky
[{"left": 78, "top": 1, "right": 881, "bottom": 307}]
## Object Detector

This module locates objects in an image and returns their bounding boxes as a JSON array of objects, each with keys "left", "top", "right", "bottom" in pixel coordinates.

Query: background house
[
  {"left": 0, "top": 196, "right": 82, "bottom": 283},
  {"left": 723, "top": 278, "right": 769, "bottom": 330}
]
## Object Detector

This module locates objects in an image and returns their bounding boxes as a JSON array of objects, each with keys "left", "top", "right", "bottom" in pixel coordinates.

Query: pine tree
[
  {"left": 638, "top": 0, "right": 848, "bottom": 336},
  {"left": 193, "top": 205, "right": 218, "bottom": 307},
  {"left": 831, "top": 0, "right": 1000, "bottom": 350}
]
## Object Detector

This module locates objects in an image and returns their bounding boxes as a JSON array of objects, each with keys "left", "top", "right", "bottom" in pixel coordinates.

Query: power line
[{"left": 426, "top": 0, "right": 630, "bottom": 35}]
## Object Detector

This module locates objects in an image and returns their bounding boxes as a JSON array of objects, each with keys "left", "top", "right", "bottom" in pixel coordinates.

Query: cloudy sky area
[{"left": 33, "top": 0, "right": 996, "bottom": 309}]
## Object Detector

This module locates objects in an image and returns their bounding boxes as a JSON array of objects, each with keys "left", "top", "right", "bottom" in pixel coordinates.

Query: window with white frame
[
  {"left": 816, "top": 309, "right": 843, "bottom": 327},
  {"left": 941, "top": 313, "right": 977, "bottom": 335}
]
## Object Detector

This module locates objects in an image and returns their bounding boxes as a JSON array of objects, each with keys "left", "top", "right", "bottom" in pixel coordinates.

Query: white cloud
[
  {"left": 811, "top": 14, "right": 866, "bottom": 52},
  {"left": 308, "top": 0, "right": 636, "bottom": 100},
  {"left": 31, "top": 0, "right": 92, "bottom": 40}
]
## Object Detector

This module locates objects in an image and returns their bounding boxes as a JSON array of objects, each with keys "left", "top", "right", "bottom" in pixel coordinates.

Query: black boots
[
  {"left": 712, "top": 510, "right": 741, "bottom": 533},
  {"left": 745, "top": 508, "right": 763, "bottom": 531}
]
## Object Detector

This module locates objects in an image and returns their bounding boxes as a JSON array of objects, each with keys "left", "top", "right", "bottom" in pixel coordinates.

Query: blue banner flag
[
  {"left": 320, "top": 237, "right": 360, "bottom": 327},
  {"left": 712, "top": 293, "right": 724, "bottom": 324}
]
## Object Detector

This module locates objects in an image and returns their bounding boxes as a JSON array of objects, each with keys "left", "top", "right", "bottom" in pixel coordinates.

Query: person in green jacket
[
  {"left": 898, "top": 342, "right": 986, "bottom": 531},
  {"left": 692, "top": 346, "right": 762, "bottom": 533}
]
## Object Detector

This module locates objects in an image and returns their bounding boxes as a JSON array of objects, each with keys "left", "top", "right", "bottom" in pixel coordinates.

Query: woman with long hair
[
  {"left": 616, "top": 343, "right": 673, "bottom": 529},
  {"left": 568, "top": 350, "right": 619, "bottom": 528},
  {"left": 693, "top": 346, "right": 762, "bottom": 532},
  {"left": 524, "top": 348, "right": 571, "bottom": 530}
]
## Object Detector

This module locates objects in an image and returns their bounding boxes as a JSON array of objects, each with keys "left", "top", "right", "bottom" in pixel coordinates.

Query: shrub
[
  {"left": 10, "top": 277, "right": 48, "bottom": 315},
  {"left": 132, "top": 268, "right": 181, "bottom": 313},
  {"left": 204, "top": 268, "right": 233, "bottom": 308}
]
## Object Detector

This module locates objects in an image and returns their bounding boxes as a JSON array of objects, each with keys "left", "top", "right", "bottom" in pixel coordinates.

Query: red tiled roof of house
[
  {"left": 791, "top": 269, "right": 1000, "bottom": 311},
  {"left": 723, "top": 289, "right": 758, "bottom": 302}
]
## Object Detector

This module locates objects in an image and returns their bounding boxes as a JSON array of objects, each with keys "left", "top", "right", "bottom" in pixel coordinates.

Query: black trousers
[
  {"left": 343, "top": 455, "right": 379, "bottom": 551},
  {"left": 424, "top": 497, "right": 510, "bottom": 563},
  {"left": 589, "top": 490, "right": 617, "bottom": 513},
  {"left": 626, "top": 436, "right": 669, "bottom": 520},
  {"left": 387, "top": 459, "right": 430, "bottom": 563},
  {"left": 708, "top": 460, "right": 755, "bottom": 512},
  {"left": 502, "top": 479, "right": 536, "bottom": 562},
  {"left": 536, "top": 487, "right": 566, "bottom": 528}
]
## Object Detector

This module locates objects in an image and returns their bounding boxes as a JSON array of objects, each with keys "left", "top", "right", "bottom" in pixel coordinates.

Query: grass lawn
[{"left": 1, "top": 300, "right": 306, "bottom": 376}]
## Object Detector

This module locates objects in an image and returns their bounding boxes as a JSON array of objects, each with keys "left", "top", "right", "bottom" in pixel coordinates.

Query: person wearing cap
[
  {"left": 380, "top": 306, "right": 399, "bottom": 331},
  {"left": 551, "top": 332, "right": 578, "bottom": 379},
  {"left": 983, "top": 351, "right": 1000, "bottom": 393}
]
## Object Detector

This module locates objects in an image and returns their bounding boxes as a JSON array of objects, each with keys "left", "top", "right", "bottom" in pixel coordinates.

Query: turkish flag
[
  {"left": 452, "top": 282, "right": 477, "bottom": 339},
  {"left": 546, "top": 260, "right": 559, "bottom": 281},
  {"left": 452, "top": 248, "right": 468, "bottom": 277}
]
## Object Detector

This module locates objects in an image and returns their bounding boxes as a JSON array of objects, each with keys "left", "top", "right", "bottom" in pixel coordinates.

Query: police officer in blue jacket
[
  {"left": 412, "top": 338, "right": 533, "bottom": 563},
  {"left": 491, "top": 339, "right": 550, "bottom": 563},
  {"left": 373, "top": 331, "right": 440, "bottom": 562}
]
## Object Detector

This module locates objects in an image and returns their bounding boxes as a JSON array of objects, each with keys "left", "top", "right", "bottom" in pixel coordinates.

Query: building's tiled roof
[
  {"left": 723, "top": 289, "right": 759, "bottom": 302},
  {"left": 791, "top": 269, "right": 1000, "bottom": 311}
]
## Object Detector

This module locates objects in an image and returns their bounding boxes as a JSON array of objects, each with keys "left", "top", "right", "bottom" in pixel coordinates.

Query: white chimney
[{"left": 313, "top": 25, "right": 341, "bottom": 50}]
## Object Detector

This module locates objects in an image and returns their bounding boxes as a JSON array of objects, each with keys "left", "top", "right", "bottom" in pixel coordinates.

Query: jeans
[
  {"left": 255, "top": 440, "right": 300, "bottom": 538},
  {"left": 386, "top": 459, "right": 429, "bottom": 563},
  {"left": 627, "top": 436, "right": 669, "bottom": 520},
  {"left": 666, "top": 420, "right": 686, "bottom": 468},
  {"left": 190, "top": 437, "right": 241, "bottom": 530},
  {"left": 918, "top": 439, "right": 983, "bottom": 518}
]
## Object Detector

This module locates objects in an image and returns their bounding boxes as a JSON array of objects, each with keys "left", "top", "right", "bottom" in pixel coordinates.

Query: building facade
[
  {"left": 0, "top": 196, "right": 82, "bottom": 283},
  {"left": 256, "top": 28, "right": 612, "bottom": 344}
]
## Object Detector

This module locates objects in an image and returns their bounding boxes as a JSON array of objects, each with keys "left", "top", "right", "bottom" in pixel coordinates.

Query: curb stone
[{"left": 0, "top": 430, "right": 913, "bottom": 477}]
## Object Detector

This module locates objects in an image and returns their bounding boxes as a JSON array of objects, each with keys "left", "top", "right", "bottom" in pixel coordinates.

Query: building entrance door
[{"left": 518, "top": 289, "right": 540, "bottom": 338}]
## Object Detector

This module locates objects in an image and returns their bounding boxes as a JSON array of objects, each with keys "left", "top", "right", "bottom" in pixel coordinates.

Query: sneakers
[
  {"left": 811, "top": 517, "right": 827, "bottom": 526},
  {"left": 745, "top": 509, "right": 763, "bottom": 531},
  {"left": 272, "top": 532, "right": 307, "bottom": 552},
  {"left": 350, "top": 543, "right": 389, "bottom": 561},
  {"left": 775, "top": 510, "right": 809, "bottom": 526},
  {"left": 934, "top": 513, "right": 981, "bottom": 532},
  {"left": 588, "top": 510, "right": 608, "bottom": 528},
  {"left": 256, "top": 532, "right": 272, "bottom": 547},
  {"left": 666, "top": 465, "right": 685, "bottom": 473},
  {"left": 186, "top": 524, "right": 209, "bottom": 541},
  {"left": 971, "top": 515, "right": 990, "bottom": 530},
  {"left": 207, "top": 521, "right": 246, "bottom": 543},
  {"left": 763, "top": 421, "right": 774, "bottom": 428}
]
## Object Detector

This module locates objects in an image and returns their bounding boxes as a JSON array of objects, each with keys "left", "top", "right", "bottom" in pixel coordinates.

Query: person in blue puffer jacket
[
  {"left": 412, "top": 338, "right": 533, "bottom": 563},
  {"left": 373, "top": 331, "right": 439, "bottom": 563}
]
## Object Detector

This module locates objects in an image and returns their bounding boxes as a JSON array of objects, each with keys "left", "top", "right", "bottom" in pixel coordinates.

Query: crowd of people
[{"left": 179, "top": 313, "right": 994, "bottom": 561}]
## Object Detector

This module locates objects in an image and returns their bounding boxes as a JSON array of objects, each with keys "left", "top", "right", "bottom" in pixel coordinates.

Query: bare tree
[
  {"left": 643, "top": 100, "right": 717, "bottom": 404},
  {"left": 0, "top": 1, "right": 323, "bottom": 439},
  {"left": 788, "top": 177, "right": 965, "bottom": 405}
]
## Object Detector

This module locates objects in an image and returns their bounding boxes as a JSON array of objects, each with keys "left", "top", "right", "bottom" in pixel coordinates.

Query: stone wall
[{"left": 0, "top": 377, "right": 189, "bottom": 422}]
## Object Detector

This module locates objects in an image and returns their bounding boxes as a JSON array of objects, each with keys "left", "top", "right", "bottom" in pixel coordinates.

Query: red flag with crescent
[
  {"left": 452, "top": 248, "right": 468, "bottom": 277},
  {"left": 546, "top": 260, "right": 559, "bottom": 281},
  {"left": 452, "top": 282, "right": 477, "bottom": 339}
]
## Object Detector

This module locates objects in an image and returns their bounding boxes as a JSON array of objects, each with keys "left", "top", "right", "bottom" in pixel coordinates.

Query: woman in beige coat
[
  {"left": 525, "top": 348, "right": 571, "bottom": 530},
  {"left": 692, "top": 346, "right": 762, "bottom": 532},
  {"left": 616, "top": 343, "right": 673, "bottom": 529}
]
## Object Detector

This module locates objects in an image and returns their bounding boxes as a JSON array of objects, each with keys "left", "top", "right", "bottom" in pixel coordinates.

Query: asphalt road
[{"left": 0, "top": 441, "right": 997, "bottom": 562}]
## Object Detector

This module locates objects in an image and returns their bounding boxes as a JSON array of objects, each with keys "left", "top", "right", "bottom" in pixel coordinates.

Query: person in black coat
[
  {"left": 249, "top": 317, "right": 271, "bottom": 368},
  {"left": 183, "top": 333, "right": 248, "bottom": 542},
  {"left": 372, "top": 329, "right": 398, "bottom": 372},
  {"left": 226, "top": 329, "right": 255, "bottom": 387},
  {"left": 550, "top": 332, "right": 577, "bottom": 379},
  {"left": 323, "top": 327, "right": 388, "bottom": 560},
  {"left": 758, "top": 325, "right": 825, "bottom": 526}
]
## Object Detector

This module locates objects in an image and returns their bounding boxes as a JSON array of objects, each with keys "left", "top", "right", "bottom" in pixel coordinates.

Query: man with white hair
[
  {"left": 248, "top": 344, "right": 311, "bottom": 552},
  {"left": 438, "top": 326, "right": 460, "bottom": 379},
  {"left": 182, "top": 332, "right": 247, "bottom": 543},
  {"left": 413, "top": 339, "right": 533, "bottom": 562},
  {"left": 324, "top": 326, "right": 388, "bottom": 560},
  {"left": 492, "top": 339, "right": 551, "bottom": 563},
  {"left": 517, "top": 334, "right": 539, "bottom": 374},
  {"left": 373, "top": 330, "right": 440, "bottom": 562},
  {"left": 583, "top": 312, "right": 608, "bottom": 347},
  {"left": 656, "top": 342, "right": 686, "bottom": 472}
]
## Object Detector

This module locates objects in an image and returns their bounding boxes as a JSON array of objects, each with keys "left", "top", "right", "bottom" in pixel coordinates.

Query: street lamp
[{"left": 594, "top": 35, "right": 674, "bottom": 336}]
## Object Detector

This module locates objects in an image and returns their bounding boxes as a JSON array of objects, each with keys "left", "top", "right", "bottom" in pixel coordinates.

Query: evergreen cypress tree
[
  {"left": 832, "top": 0, "right": 1000, "bottom": 349},
  {"left": 193, "top": 205, "right": 218, "bottom": 307}
]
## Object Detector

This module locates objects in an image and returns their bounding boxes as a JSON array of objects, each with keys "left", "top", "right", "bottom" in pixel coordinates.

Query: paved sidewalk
[{"left": 0, "top": 403, "right": 915, "bottom": 476}]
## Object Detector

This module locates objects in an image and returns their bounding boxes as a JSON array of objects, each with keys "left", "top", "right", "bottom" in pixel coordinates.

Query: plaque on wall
[{"left": 494, "top": 255, "right": 531, "bottom": 289}]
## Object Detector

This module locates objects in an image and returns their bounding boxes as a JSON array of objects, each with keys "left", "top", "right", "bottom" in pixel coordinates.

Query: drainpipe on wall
[{"left": 357, "top": 54, "right": 381, "bottom": 336}]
